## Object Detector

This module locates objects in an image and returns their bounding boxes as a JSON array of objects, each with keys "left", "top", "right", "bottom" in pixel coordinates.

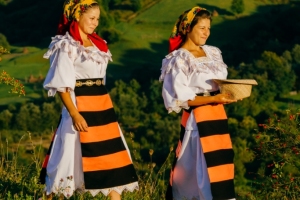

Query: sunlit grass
[{"left": 0, "top": 132, "right": 174, "bottom": 200}]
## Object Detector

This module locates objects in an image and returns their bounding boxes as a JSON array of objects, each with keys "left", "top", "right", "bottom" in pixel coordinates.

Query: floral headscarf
[
  {"left": 63, "top": 0, "right": 98, "bottom": 21},
  {"left": 169, "top": 6, "right": 206, "bottom": 52},
  {"left": 57, "top": 0, "right": 108, "bottom": 53}
]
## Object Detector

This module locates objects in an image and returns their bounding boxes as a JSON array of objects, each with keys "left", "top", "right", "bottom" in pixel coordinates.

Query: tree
[
  {"left": 0, "top": 33, "right": 10, "bottom": 49},
  {"left": 255, "top": 51, "right": 296, "bottom": 96},
  {"left": 14, "top": 103, "right": 41, "bottom": 131},
  {"left": 0, "top": 109, "right": 13, "bottom": 129},
  {"left": 131, "top": 0, "right": 142, "bottom": 12},
  {"left": 230, "top": 0, "right": 245, "bottom": 15}
]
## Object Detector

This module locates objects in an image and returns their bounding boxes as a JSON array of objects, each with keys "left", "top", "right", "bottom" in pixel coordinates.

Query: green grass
[
  {"left": 0, "top": 0, "right": 287, "bottom": 105},
  {"left": 0, "top": 132, "right": 174, "bottom": 200}
]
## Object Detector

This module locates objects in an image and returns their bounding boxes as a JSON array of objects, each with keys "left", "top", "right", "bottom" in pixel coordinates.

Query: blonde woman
[{"left": 40, "top": 1, "right": 139, "bottom": 199}]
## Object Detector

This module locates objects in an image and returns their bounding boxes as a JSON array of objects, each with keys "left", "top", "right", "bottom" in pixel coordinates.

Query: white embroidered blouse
[
  {"left": 159, "top": 45, "right": 228, "bottom": 113},
  {"left": 43, "top": 32, "right": 112, "bottom": 97}
]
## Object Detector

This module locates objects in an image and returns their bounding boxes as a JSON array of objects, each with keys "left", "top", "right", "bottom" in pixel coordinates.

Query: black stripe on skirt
[
  {"left": 84, "top": 164, "right": 138, "bottom": 189},
  {"left": 81, "top": 137, "right": 127, "bottom": 157},
  {"left": 197, "top": 119, "right": 229, "bottom": 137}
]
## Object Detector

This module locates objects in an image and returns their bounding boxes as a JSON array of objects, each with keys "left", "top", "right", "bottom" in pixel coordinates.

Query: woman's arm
[
  {"left": 58, "top": 90, "right": 88, "bottom": 132},
  {"left": 188, "top": 93, "right": 236, "bottom": 106}
]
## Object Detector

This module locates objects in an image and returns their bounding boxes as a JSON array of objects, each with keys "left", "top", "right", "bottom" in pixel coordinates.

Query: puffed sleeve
[
  {"left": 43, "top": 38, "right": 77, "bottom": 97},
  {"left": 160, "top": 55, "right": 196, "bottom": 113}
]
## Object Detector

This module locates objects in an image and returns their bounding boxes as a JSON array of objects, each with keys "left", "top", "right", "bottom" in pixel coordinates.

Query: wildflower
[
  {"left": 272, "top": 174, "right": 277, "bottom": 179},
  {"left": 149, "top": 149, "right": 154, "bottom": 156},
  {"left": 151, "top": 163, "right": 156, "bottom": 168}
]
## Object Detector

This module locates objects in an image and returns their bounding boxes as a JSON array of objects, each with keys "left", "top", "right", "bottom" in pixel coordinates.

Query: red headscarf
[{"left": 57, "top": 0, "right": 108, "bottom": 53}]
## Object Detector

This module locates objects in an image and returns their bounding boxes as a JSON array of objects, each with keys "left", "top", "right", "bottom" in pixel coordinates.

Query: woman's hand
[
  {"left": 58, "top": 91, "right": 89, "bottom": 132},
  {"left": 71, "top": 113, "right": 88, "bottom": 132},
  {"left": 213, "top": 93, "right": 237, "bottom": 104}
]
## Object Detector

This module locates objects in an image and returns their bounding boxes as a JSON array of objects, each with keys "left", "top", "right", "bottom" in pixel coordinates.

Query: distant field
[
  {"left": 107, "top": 0, "right": 266, "bottom": 80},
  {"left": 0, "top": 0, "right": 282, "bottom": 106}
]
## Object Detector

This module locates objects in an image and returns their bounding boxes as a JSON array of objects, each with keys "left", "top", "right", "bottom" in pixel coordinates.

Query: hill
[{"left": 0, "top": 0, "right": 299, "bottom": 105}]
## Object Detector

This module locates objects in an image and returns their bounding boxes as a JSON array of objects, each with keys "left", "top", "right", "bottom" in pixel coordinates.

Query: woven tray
[{"left": 213, "top": 79, "right": 258, "bottom": 100}]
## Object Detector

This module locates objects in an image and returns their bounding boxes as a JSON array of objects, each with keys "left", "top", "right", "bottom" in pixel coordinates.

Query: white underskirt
[
  {"left": 172, "top": 112, "right": 236, "bottom": 200},
  {"left": 44, "top": 112, "right": 138, "bottom": 198}
]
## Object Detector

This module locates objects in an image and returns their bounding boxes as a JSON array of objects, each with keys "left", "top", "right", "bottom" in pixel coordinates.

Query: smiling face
[
  {"left": 186, "top": 18, "right": 211, "bottom": 46},
  {"left": 77, "top": 6, "right": 100, "bottom": 37}
]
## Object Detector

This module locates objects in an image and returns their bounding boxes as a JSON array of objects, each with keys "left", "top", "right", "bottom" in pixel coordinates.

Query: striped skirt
[
  {"left": 166, "top": 104, "right": 235, "bottom": 200},
  {"left": 39, "top": 78, "right": 138, "bottom": 195},
  {"left": 74, "top": 78, "right": 138, "bottom": 189}
]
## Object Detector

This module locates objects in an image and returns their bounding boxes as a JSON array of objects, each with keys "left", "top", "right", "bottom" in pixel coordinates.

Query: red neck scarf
[{"left": 57, "top": 14, "right": 108, "bottom": 53}]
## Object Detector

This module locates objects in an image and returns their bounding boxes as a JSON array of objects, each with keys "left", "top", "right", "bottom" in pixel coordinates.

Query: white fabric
[
  {"left": 43, "top": 33, "right": 138, "bottom": 198},
  {"left": 43, "top": 32, "right": 112, "bottom": 97},
  {"left": 160, "top": 46, "right": 228, "bottom": 114},
  {"left": 160, "top": 46, "right": 235, "bottom": 200}
]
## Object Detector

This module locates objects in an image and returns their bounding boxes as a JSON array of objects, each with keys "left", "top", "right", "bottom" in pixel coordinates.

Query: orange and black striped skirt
[
  {"left": 39, "top": 78, "right": 138, "bottom": 189},
  {"left": 74, "top": 78, "right": 138, "bottom": 189},
  {"left": 166, "top": 103, "right": 235, "bottom": 199}
]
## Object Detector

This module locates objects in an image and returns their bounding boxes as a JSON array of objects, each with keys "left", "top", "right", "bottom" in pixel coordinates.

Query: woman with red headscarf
[
  {"left": 160, "top": 7, "right": 237, "bottom": 200},
  {"left": 40, "top": 1, "right": 138, "bottom": 199}
]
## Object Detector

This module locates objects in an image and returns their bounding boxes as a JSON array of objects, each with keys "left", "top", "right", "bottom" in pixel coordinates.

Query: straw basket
[{"left": 213, "top": 79, "right": 258, "bottom": 100}]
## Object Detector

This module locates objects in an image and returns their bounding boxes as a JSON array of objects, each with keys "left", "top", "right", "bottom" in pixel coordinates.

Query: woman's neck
[
  {"left": 78, "top": 30, "right": 93, "bottom": 47},
  {"left": 181, "top": 40, "right": 206, "bottom": 58},
  {"left": 181, "top": 39, "right": 202, "bottom": 51}
]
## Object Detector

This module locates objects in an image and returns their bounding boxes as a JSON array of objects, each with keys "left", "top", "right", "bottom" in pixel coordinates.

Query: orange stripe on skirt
[
  {"left": 80, "top": 122, "right": 121, "bottom": 143},
  {"left": 82, "top": 150, "right": 132, "bottom": 172},
  {"left": 207, "top": 164, "right": 235, "bottom": 183},
  {"left": 200, "top": 134, "right": 233, "bottom": 153},
  {"left": 193, "top": 104, "right": 227, "bottom": 122},
  {"left": 76, "top": 94, "right": 113, "bottom": 112},
  {"left": 181, "top": 111, "right": 190, "bottom": 127},
  {"left": 42, "top": 155, "right": 50, "bottom": 168}
]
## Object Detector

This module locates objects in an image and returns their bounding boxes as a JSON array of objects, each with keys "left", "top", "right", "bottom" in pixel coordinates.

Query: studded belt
[{"left": 75, "top": 79, "right": 105, "bottom": 87}]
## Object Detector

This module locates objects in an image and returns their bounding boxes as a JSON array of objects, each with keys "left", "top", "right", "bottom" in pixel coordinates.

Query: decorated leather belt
[
  {"left": 75, "top": 79, "right": 105, "bottom": 87},
  {"left": 197, "top": 90, "right": 220, "bottom": 96}
]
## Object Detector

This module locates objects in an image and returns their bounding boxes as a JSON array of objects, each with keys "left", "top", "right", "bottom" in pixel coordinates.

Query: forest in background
[{"left": 1, "top": 0, "right": 300, "bottom": 199}]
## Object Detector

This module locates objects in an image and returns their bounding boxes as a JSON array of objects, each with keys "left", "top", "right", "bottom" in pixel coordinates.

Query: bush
[
  {"left": 100, "top": 28, "right": 122, "bottom": 44},
  {"left": 131, "top": 0, "right": 142, "bottom": 12},
  {"left": 249, "top": 108, "right": 300, "bottom": 199},
  {"left": 0, "top": 35, "right": 9, "bottom": 50}
]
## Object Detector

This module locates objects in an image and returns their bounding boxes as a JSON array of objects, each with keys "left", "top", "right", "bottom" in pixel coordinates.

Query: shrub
[
  {"left": 0, "top": 46, "right": 25, "bottom": 96},
  {"left": 0, "top": 33, "right": 10, "bottom": 50},
  {"left": 250, "top": 108, "right": 300, "bottom": 199},
  {"left": 131, "top": 0, "right": 142, "bottom": 12},
  {"left": 100, "top": 28, "right": 122, "bottom": 44}
]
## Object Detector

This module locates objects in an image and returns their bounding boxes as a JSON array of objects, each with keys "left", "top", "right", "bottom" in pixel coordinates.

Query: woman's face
[
  {"left": 78, "top": 7, "right": 100, "bottom": 36},
  {"left": 187, "top": 18, "right": 211, "bottom": 46}
]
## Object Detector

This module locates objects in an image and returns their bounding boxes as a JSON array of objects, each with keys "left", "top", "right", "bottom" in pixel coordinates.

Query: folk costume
[
  {"left": 160, "top": 7, "right": 236, "bottom": 200},
  {"left": 39, "top": 0, "right": 139, "bottom": 197}
]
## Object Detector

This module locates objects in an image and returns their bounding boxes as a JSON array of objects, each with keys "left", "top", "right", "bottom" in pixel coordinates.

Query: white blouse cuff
[
  {"left": 47, "top": 87, "right": 72, "bottom": 97},
  {"left": 167, "top": 100, "right": 190, "bottom": 114}
]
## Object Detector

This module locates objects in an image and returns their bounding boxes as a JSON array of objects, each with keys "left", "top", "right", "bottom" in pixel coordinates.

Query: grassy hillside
[{"left": 0, "top": 0, "right": 296, "bottom": 105}]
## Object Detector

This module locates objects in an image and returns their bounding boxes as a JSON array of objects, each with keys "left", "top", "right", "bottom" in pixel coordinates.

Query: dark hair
[
  {"left": 180, "top": 10, "right": 212, "bottom": 47},
  {"left": 189, "top": 10, "right": 212, "bottom": 31}
]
